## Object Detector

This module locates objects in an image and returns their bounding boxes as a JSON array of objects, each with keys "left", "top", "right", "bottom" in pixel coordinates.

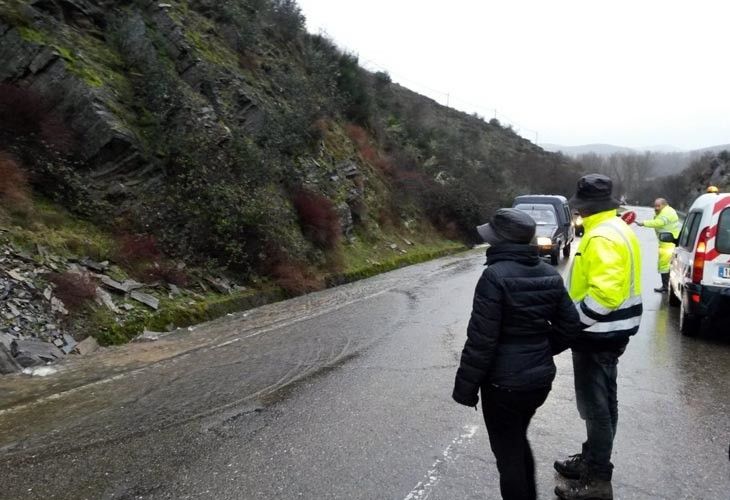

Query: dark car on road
[{"left": 513, "top": 195, "right": 575, "bottom": 265}]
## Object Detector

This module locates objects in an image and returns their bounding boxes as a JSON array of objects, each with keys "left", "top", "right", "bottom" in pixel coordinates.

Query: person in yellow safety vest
[
  {"left": 554, "top": 174, "right": 643, "bottom": 500},
  {"left": 636, "top": 198, "right": 680, "bottom": 293}
]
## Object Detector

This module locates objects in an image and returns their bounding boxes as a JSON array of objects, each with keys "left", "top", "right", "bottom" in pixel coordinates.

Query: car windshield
[{"left": 514, "top": 204, "right": 557, "bottom": 225}]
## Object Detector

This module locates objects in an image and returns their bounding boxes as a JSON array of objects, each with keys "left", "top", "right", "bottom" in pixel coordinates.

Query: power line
[{"left": 360, "top": 57, "right": 540, "bottom": 145}]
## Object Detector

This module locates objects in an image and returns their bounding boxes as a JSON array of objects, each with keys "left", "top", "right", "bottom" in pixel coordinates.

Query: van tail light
[{"left": 692, "top": 227, "right": 710, "bottom": 283}]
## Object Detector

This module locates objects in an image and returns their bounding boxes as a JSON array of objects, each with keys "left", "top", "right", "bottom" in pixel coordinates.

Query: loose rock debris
[
  {"left": 74, "top": 336, "right": 99, "bottom": 356},
  {"left": 1, "top": 242, "right": 243, "bottom": 374},
  {"left": 130, "top": 291, "right": 159, "bottom": 310},
  {"left": 0, "top": 245, "right": 118, "bottom": 373}
]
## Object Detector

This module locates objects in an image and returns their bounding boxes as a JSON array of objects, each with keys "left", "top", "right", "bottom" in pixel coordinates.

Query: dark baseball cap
[{"left": 476, "top": 208, "right": 536, "bottom": 245}]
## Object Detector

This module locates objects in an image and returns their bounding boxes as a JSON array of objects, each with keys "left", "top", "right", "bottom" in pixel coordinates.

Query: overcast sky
[{"left": 296, "top": 0, "right": 730, "bottom": 151}]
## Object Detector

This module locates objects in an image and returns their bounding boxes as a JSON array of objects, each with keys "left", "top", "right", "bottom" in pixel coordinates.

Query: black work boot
[
  {"left": 554, "top": 454, "right": 585, "bottom": 479},
  {"left": 654, "top": 273, "right": 669, "bottom": 293},
  {"left": 555, "top": 475, "right": 613, "bottom": 500}
]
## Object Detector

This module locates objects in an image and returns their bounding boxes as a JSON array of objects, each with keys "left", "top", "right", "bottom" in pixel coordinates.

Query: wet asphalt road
[{"left": 0, "top": 207, "right": 728, "bottom": 499}]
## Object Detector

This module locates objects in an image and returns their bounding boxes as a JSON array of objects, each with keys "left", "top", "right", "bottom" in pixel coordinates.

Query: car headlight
[
  {"left": 537, "top": 237, "right": 553, "bottom": 247},
  {"left": 575, "top": 216, "right": 583, "bottom": 225}
]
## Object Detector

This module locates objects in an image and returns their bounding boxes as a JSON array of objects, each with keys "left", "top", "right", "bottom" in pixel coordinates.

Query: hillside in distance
[
  {"left": 693, "top": 144, "right": 730, "bottom": 155},
  {"left": 542, "top": 143, "right": 637, "bottom": 156},
  {"left": 553, "top": 142, "right": 730, "bottom": 190},
  {"left": 0, "top": 0, "right": 580, "bottom": 283}
]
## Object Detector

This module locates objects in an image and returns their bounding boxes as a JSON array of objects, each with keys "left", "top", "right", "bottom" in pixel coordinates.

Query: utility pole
[{"left": 446, "top": 93, "right": 450, "bottom": 107}]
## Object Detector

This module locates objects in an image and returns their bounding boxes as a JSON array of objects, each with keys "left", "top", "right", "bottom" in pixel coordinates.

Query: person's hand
[{"left": 452, "top": 390, "right": 478, "bottom": 408}]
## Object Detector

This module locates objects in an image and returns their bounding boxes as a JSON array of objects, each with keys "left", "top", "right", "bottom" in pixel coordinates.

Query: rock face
[
  {"left": 678, "top": 153, "right": 730, "bottom": 208},
  {"left": 0, "top": 20, "right": 143, "bottom": 197},
  {"left": 1, "top": 2, "right": 335, "bottom": 204},
  {"left": 0, "top": 1, "right": 270, "bottom": 204},
  {"left": 0, "top": 0, "right": 577, "bottom": 276}
]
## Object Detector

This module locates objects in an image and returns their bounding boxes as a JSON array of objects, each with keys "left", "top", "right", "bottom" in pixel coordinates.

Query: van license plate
[{"left": 719, "top": 266, "right": 730, "bottom": 279}]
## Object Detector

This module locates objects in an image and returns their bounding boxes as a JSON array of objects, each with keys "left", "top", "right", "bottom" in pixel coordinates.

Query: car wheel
[
  {"left": 562, "top": 242, "right": 571, "bottom": 259},
  {"left": 550, "top": 247, "right": 559, "bottom": 265},
  {"left": 668, "top": 283, "right": 680, "bottom": 307},
  {"left": 679, "top": 299, "right": 700, "bottom": 337}
]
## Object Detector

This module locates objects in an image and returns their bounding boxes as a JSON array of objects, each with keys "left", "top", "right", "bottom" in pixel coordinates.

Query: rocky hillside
[
  {"left": 1, "top": 0, "right": 578, "bottom": 263},
  {"left": 645, "top": 151, "right": 730, "bottom": 210},
  {"left": 0, "top": 0, "right": 580, "bottom": 362}
]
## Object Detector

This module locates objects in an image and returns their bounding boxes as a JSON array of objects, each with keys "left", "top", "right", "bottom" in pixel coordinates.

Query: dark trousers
[
  {"left": 572, "top": 350, "right": 621, "bottom": 481},
  {"left": 482, "top": 386, "right": 551, "bottom": 500}
]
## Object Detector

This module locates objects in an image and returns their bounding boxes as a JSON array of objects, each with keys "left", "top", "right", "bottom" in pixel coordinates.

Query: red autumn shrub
[
  {"left": 394, "top": 169, "right": 428, "bottom": 193},
  {"left": 292, "top": 189, "right": 341, "bottom": 249},
  {"left": 359, "top": 143, "right": 379, "bottom": 164},
  {"left": 49, "top": 271, "right": 97, "bottom": 311},
  {"left": 0, "top": 153, "right": 31, "bottom": 207},
  {"left": 344, "top": 123, "right": 368, "bottom": 145},
  {"left": 238, "top": 52, "right": 259, "bottom": 71},
  {"left": 345, "top": 124, "right": 394, "bottom": 175},
  {"left": 0, "top": 84, "right": 46, "bottom": 136},
  {"left": 376, "top": 204, "right": 402, "bottom": 229},
  {"left": 434, "top": 217, "right": 462, "bottom": 241},
  {"left": 142, "top": 262, "right": 189, "bottom": 287},
  {"left": 115, "top": 234, "right": 162, "bottom": 266},
  {"left": 270, "top": 260, "right": 323, "bottom": 296},
  {"left": 0, "top": 84, "right": 75, "bottom": 153}
]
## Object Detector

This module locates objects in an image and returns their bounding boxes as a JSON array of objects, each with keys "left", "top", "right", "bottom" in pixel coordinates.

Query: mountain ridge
[{"left": 543, "top": 142, "right": 730, "bottom": 157}]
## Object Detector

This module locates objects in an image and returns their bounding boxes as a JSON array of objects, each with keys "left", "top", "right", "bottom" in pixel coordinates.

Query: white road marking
[
  {"left": 403, "top": 424, "right": 479, "bottom": 500},
  {"left": 213, "top": 338, "right": 240, "bottom": 348}
]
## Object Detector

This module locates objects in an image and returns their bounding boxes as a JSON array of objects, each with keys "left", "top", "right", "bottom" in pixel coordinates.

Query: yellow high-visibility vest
[{"left": 568, "top": 210, "right": 643, "bottom": 335}]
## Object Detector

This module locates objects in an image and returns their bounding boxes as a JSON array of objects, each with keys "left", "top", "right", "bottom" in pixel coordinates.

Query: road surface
[{"left": 0, "top": 207, "right": 728, "bottom": 499}]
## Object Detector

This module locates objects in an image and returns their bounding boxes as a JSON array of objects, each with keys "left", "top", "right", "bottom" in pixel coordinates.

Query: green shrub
[
  {"left": 337, "top": 53, "right": 372, "bottom": 126},
  {"left": 266, "top": 0, "right": 304, "bottom": 41}
]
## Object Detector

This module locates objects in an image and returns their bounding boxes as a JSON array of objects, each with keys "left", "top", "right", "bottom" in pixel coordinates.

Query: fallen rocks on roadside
[
  {"left": 0, "top": 240, "right": 247, "bottom": 374},
  {"left": 100, "top": 275, "right": 144, "bottom": 294},
  {"left": 11, "top": 338, "right": 65, "bottom": 368},
  {"left": 130, "top": 290, "right": 160, "bottom": 310},
  {"left": 205, "top": 276, "right": 232, "bottom": 295},
  {"left": 74, "top": 336, "right": 99, "bottom": 356},
  {"left": 2, "top": 247, "right": 67, "bottom": 340},
  {"left": 0, "top": 344, "right": 21, "bottom": 375},
  {"left": 60, "top": 333, "right": 78, "bottom": 354},
  {"left": 96, "top": 286, "right": 122, "bottom": 314},
  {"left": 1, "top": 244, "right": 83, "bottom": 373},
  {"left": 79, "top": 258, "right": 109, "bottom": 273},
  {"left": 51, "top": 297, "right": 69, "bottom": 315},
  {"left": 133, "top": 330, "right": 164, "bottom": 342}
]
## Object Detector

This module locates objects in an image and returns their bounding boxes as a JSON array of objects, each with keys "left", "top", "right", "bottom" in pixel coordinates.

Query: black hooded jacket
[{"left": 453, "top": 244, "right": 580, "bottom": 406}]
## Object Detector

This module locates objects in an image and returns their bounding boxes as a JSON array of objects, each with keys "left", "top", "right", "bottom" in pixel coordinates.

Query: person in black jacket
[{"left": 453, "top": 208, "right": 580, "bottom": 500}]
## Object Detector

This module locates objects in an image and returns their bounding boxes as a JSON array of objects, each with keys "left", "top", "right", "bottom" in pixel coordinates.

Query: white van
[{"left": 663, "top": 193, "right": 730, "bottom": 335}]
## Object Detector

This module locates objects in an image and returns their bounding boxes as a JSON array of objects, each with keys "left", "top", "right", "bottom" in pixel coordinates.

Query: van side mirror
[{"left": 658, "top": 232, "right": 678, "bottom": 244}]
